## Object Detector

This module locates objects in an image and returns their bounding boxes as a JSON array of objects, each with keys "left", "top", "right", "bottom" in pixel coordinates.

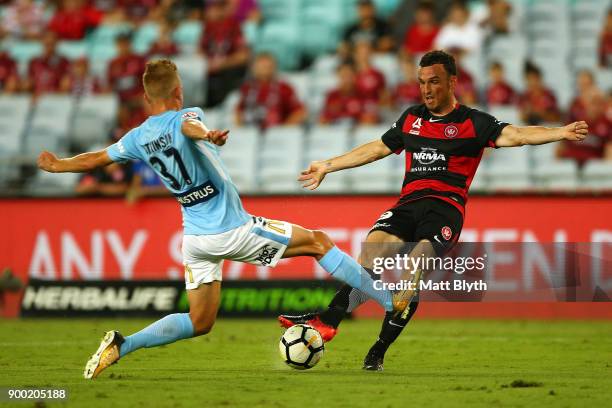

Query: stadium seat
[
  {"left": 533, "top": 159, "right": 578, "bottom": 191},
  {"left": 24, "top": 95, "right": 75, "bottom": 157},
  {"left": 254, "top": 22, "right": 301, "bottom": 70},
  {"left": 346, "top": 155, "right": 394, "bottom": 193},
  {"left": 71, "top": 94, "right": 118, "bottom": 149},
  {"left": 372, "top": 0, "right": 401, "bottom": 18},
  {"left": 202, "top": 108, "right": 223, "bottom": 129},
  {"left": 312, "top": 54, "right": 340, "bottom": 76},
  {"left": 485, "top": 35, "right": 528, "bottom": 91},
  {"left": 527, "top": 0, "right": 570, "bottom": 25},
  {"left": 133, "top": 23, "right": 160, "bottom": 54},
  {"left": 219, "top": 126, "right": 260, "bottom": 193},
  {"left": 581, "top": 160, "right": 612, "bottom": 191},
  {"left": 529, "top": 143, "right": 557, "bottom": 162},
  {"left": 280, "top": 72, "right": 311, "bottom": 106},
  {"left": 353, "top": 125, "right": 390, "bottom": 147},
  {"left": 372, "top": 53, "right": 400, "bottom": 88},
  {"left": 173, "top": 21, "right": 203, "bottom": 54},
  {"left": 0, "top": 95, "right": 30, "bottom": 156},
  {"left": 221, "top": 90, "right": 241, "bottom": 122},
  {"left": 7, "top": 41, "right": 43, "bottom": 76},
  {"left": 259, "top": 0, "right": 302, "bottom": 22},
  {"left": 57, "top": 40, "right": 88, "bottom": 60},
  {"left": 259, "top": 126, "right": 305, "bottom": 193},
  {"left": 307, "top": 125, "right": 350, "bottom": 158},
  {"left": 487, "top": 147, "right": 532, "bottom": 191},
  {"left": 488, "top": 106, "right": 520, "bottom": 125},
  {"left": 309, "top": 73, "right": 337, "bottom": 117},
  {"left": 0, "top": 118, "right": 24, "bottom": 156},
  {"left": 88, "top": 43, "right": 118, "bottom": 78},
  {"left": 595, "top": 68, "right": 612, "bottom": 91},
  {"left": 25, "top": 171, "right": 80, "bottom": 196},
  {"left": 572, "top": 38, "right": 599, "bottom": 71},
  {"left": 305, "top": 125, "right": 350, "bottom": 193},
  {"left": 88, "top": 24, "right": 132, "bottom": 46},
  {"left": 242, "top": 20, "right": 259, "bottom": 46},
  {"left": 173, "top": 55, "right": 207, "bottom": 106},
  {"left": 572, "top": 0, "right": 609, "bottom": 25},
  {"left": 299, "top": 23, "right": 341, "bottom": 57},
  {"left": 469, "top": 164, "right": 489, "bottom": 193}
]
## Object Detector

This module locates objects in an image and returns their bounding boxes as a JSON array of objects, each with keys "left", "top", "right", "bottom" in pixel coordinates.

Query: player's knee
[{"left": 312, "top": 230, "right": 334, "bottom": 259}]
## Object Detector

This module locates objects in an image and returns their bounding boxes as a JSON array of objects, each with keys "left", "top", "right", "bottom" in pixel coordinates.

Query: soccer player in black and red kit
[{"left": 279, "top": 50, "right": 589, "bottom": 370}]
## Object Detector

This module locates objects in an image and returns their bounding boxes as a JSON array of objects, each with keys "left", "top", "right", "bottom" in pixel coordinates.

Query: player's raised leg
[
  {"left": 280, "top": 230, "right": 409, "bottom": 338},
  {"left": 282, "top": 224, "right": 398, "bottom": 313},
  {"left": 84, "top": 281, "right": 220, "bottom": 379}
]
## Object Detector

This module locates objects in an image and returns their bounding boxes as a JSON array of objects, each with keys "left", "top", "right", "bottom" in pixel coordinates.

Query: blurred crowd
[{"left": 0, "top": 0, "right": 610, "bottom": 197}]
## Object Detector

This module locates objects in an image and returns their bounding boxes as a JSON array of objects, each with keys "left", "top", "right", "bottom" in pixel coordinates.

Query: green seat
[
  {"left": 256, "top": 22, "right": 300, "bottom": 70},
  {"left": 259, "top": 0, "right": 302, "bottom": 22},
  {"left": 133, "top": 23, "right": 160, "bottom": 54},
  {"left": 58, "top": 40, "right": 87, "bottom": 60},
  {"left": 173, "top": 21, "right": 203, "bottom": 53}
]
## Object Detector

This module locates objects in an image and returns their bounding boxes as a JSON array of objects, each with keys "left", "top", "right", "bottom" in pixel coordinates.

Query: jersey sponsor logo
[
  {"left": 444, "top": 125, "right": 459, "bottom": 138},
  {"left": 378, "top": 211, "right": 393, "bottom": 220},
  {"left": 411, "top": 147, "right": 447, "bottom": 172},
  {"left": 255, "top": 244, "right": 279, "bottom": 266},
  {"left": 174, "top": 181, "right": 219, "bottom": 207},
  {"left": 142, "top": 133, "right": 173, "bottom": 155},
  {"left": 429, "top": 118, "right": 443, "bottom": 122},
  {"left": 413, "top": 147, "right": 446, "bottom": 164},
  {"left": 441, "top": 226, "right": 452, "bottom": 240}
]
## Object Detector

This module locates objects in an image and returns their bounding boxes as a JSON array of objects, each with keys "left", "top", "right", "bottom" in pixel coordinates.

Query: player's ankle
[{"left": 319, "top": 306, "right": 345, "bottom": 328}]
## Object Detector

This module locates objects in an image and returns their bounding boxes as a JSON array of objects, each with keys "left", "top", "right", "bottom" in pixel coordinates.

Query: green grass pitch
[{"left": 0, "top": 318, "right": 611, "bottom": 407}]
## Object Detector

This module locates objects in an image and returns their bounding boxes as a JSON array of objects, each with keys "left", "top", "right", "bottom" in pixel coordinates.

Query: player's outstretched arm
[
  {"left": 495, "top": 121, "right": 588, "bottom": 147},
  {"left": 299, "top": 139, "right": 392, "bottom": 190},
  {"left": 37, "top": 150, "right": 113, "bottom": 173},
  {"left": 181, "top": 119, "right": 229, "bottom": 146}
]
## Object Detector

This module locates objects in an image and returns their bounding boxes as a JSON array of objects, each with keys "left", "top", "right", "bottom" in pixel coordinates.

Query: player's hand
[
  {"left": 562, "top": 121, "right": 588, "bottom": 141},
  {"left": 206, "top": 129, "right": 229, "bottom": 146},
  {"left": 37, "top": 151, "right": 59, "bottom": 173},
  {"left": 298, "top": 161, "right": 328, "bottom": 190}
]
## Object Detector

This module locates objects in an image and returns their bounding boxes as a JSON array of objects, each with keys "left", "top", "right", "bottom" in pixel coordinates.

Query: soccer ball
[{"left": 278, "top": 324, "right": 325, "bottom": 370}]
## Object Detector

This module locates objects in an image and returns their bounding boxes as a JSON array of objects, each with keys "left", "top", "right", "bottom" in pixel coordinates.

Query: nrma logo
[{"left": 414, "top": 147, "right": 446, "bottom": 165}]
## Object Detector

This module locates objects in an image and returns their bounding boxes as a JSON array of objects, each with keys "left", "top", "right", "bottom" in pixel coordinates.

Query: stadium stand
[{"left": 0, "top": 0, "right": 609, "bottom": 196}]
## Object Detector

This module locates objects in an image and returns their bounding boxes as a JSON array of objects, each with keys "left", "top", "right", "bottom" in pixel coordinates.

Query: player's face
[{"left": 418, "top": 64, "right": 456, "bottom": 113}]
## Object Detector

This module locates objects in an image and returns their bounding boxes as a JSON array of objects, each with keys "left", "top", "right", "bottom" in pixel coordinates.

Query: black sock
[
  {"left": 319, "top": 268, "right": 381, "bottom": 329},
  {"left": 372, "top": 301, "right": 420, "bottom": 355},
  {"left": 319, "top": 284, "right": 352, "bottom": 328}
]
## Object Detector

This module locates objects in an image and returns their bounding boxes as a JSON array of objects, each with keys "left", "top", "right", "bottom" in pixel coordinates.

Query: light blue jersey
[{"left": 106, "top": 107, "right": 250, "bottom": 235}]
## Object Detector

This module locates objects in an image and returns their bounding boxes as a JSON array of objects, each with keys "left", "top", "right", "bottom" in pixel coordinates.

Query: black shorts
[{"left": 369, "top": 197, "right": 464, "bottom": 256}]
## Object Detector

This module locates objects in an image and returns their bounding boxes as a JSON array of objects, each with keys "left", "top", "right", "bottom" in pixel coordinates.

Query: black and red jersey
[{"left": 381, "top": 103, "right": 509, "bottom": 216}]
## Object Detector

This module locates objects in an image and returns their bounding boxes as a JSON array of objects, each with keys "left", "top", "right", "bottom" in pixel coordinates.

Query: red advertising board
[{"left": 1, "top": 196, "right": 611, "bottom": 318}]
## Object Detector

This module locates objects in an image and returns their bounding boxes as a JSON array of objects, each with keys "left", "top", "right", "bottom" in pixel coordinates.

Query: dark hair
[
  {"left": 524, "top": 61, "right": 541, "bottom": 77},
  {"left": 419, "top": 50, "right": 457, "bottom": 76},
  {"left": 337, "top": 61, "right": 356, "bottom": 73},
  {"left": 416, "top": 1, "right": 435, "bottom": 13},
  {"left": 490, "top": 61, "right": 503, "bottom": 70}
]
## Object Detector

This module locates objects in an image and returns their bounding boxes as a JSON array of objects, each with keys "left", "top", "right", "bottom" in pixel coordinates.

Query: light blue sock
[
  {"left": 120, "top": 313, "right": 194, "bottom": 357},
  {"left": 319, "top": 247, "right": 393, "bottom": 311}
]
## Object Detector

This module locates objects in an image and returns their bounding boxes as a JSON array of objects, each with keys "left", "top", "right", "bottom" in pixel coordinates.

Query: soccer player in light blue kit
[{"left": 37, "top": 59, "right": 407, "bottom": 379}]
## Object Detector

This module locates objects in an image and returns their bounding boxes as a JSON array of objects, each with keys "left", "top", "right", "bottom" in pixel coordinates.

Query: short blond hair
[{"left": 143, "top": 59, "right": 180, "bottom": 100}]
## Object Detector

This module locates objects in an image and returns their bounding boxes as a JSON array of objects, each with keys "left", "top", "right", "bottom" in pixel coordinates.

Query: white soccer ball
[{"left": 278, "top": 324, "right": 325, "bottom": 370}]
